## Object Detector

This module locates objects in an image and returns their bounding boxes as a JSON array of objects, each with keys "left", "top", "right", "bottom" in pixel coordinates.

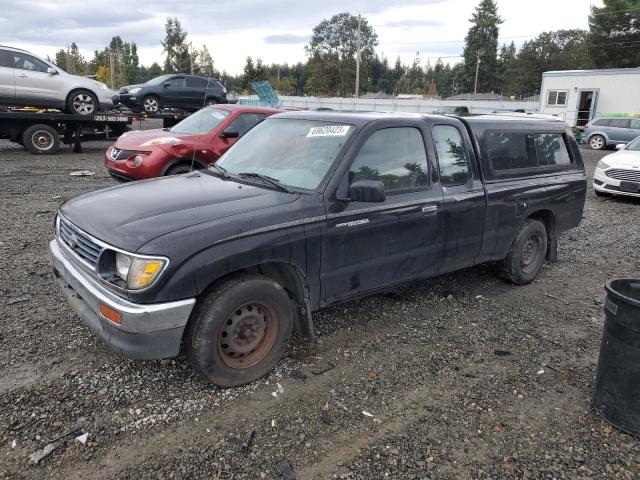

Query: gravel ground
[{"left": 0, "top": 137, "right": 639, "bottom": 479}]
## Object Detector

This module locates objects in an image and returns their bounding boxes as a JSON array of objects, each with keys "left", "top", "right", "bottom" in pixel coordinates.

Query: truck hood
[
  {"left": 114, "top": 129, "right": 197, "bottom": 150},
  {"left": 60, "top": 172, "right": 298, "bottom": 252},
  {"left": 606, "top": 150, "right": 640, "bottom": 167}
]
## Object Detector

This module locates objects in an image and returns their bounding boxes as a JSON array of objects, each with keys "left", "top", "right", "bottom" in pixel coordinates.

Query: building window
[{"left": 547, "top": 90, "right": 568, "bottom": 106}]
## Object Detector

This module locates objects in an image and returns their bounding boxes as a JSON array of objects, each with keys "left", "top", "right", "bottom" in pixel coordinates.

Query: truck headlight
[
  {"left": 114, "top": 252, "right": 167, "bottom": 290},
  {"left": 597, "top": 160, "right": 610, "bottom": 170}
]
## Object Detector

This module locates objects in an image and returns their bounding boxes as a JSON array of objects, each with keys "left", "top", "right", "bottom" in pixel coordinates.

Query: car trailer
[
  {"left": 135, "top": 109, "right": 192, "bottom": 129},
  {"left": 0, "top": 108, "right": 132, "bottom": 155}
]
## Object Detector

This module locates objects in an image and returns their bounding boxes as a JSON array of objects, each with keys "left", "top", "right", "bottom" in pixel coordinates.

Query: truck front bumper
[{"left": 50, "top": 240, "right": 195, "bottom": 360}]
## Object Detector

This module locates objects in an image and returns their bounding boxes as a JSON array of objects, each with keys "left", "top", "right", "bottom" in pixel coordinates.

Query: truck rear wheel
[
  {"left": 186, "top": 275, "right": 293, "bottom": 387},
  {"left": 500, "top": 219, "right": 547, "bottom": 285},
  {"left": 22, "top": 124, "right": 60, "bottom": 155}
]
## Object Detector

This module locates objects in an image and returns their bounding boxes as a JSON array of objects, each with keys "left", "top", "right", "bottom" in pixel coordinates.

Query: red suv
[{"left": 104, "top": 104, "right": 282, "bottom": 181}]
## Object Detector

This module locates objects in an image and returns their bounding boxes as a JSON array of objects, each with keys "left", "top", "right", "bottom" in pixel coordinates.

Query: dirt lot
[{"left": 0, "top": 137, "right": 639, "bottom": 480}]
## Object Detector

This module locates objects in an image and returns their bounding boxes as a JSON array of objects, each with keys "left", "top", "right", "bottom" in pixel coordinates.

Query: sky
[{"left": 0, "top": 0, "right": 603, "bottom": 75}]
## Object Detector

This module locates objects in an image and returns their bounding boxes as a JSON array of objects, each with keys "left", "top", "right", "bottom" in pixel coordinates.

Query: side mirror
[
  {"left": 345, "top": 180, "right": 386, "bottom": 202},
  {"left": 221, "top": 128, "right": 239, "bottom": 139},
  {"left": 47, "top": 67, "right": 57, "bottom": 75},
  {"left": 163, "top": 82, "right": 170, "bottom": 88},
  {"left": 616, "top": 143, "right": 626, "bottom": 150}
]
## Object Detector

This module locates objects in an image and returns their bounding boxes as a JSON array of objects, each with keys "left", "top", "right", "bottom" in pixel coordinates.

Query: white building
[{"left": 539, "top": 68, "right": 640, "bottom": 127}]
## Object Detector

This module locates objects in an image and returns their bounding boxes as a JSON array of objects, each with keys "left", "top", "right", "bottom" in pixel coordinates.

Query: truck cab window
[
  {"left": 432, "top": 125, "right": 470, "bottom": 186},
  {"left": 349, "top": 127, "right": 429, "bottom": 192}
]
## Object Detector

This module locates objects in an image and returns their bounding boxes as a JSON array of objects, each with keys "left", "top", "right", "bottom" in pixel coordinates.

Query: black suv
[
  {"left": 116, "top": 74, "right": 227, "bottom": 113},
  {"left": 51, "top": 112, "right": 586, "bottom": 387}
]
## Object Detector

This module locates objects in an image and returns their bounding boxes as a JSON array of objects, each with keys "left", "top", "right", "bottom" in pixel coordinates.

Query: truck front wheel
[
  {"left": 500, "top": 219, "right": 548, "bottom": 285},
  {"left": 186, "top": 275, "right": 293, "bottom": 387}
]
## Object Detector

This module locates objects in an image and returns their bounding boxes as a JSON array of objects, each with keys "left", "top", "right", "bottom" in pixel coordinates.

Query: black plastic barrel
[{"left": 593, "top": 279, "right": 640, "bottom": 436}]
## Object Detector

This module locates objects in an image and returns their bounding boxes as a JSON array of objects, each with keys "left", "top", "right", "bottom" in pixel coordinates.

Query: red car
[{"left": 104, "top": 104, "right": 282, "bottom": 181}]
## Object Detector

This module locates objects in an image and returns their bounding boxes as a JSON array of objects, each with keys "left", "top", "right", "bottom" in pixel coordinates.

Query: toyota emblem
[{"left": 68, "top": 233, "right": 78, "bottom": 250}]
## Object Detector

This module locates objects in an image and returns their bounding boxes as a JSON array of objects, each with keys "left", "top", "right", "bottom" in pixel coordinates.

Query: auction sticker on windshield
[{"left": 307, "top": 125, "right": 350, "bottom": 137}]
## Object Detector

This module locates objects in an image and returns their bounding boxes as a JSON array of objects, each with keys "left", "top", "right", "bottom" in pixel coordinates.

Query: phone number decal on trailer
[{"left": 93, "top": 115, "right": 129, "bottom": 122}]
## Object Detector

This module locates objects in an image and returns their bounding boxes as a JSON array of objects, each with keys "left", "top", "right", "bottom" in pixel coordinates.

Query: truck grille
[
  {"left": 606, "top": 169, "right": 640, "bottom": 183},
  {"left": 109, "top": 147, "right": 138, "bottom": 161},
  {"left": 58, "top": 217, "right": 103, "bottom": 268}
]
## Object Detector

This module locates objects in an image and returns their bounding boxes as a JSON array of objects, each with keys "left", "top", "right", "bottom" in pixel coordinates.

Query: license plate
[{"left": 619, "top": 181, "right": 640, "bottom": 193}]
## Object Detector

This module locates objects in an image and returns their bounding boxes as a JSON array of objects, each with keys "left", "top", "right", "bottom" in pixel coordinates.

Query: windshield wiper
[
  {"left": 209, "top": 163, "right": 230, "bottom": 179},
  {"left": 237, "top": 172, "right": 293, "bottom": 193}
]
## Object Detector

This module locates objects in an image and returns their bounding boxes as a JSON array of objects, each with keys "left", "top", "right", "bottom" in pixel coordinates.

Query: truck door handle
[{"left": 421, "top": 205, "right": 438, "bottom": 215}]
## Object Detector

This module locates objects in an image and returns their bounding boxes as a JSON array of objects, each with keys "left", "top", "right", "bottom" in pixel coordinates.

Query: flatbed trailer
[{"left": 0, "top": 109, "right": 132, "bottom": 155}]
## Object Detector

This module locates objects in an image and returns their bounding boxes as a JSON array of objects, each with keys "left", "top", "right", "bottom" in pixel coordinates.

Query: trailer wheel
[{"left": 22, "top": 124, "right": 60, "bottom": 155}]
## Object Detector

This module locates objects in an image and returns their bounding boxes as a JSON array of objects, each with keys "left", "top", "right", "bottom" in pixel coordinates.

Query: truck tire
[
  {"left": 22, "top": 124, "right": 60, "bottom": 155},
  {"left": 66, "top": 89, "right": 98, "bottom": 115},
  {"left": 500, "top": 219, "right": 548, "bottom": 285},
  {"left": 186, "top": 275, "right": 293, "bottom": 387},
  {"left": 589, "top": 135, "right": 606, "bottom": 150}
]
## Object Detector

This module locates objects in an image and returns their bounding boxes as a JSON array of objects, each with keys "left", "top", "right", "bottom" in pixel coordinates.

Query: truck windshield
[
  {"left": 216, "top": 118, "right": 354, "bottom": 190},
  {"left": 170, "top": 108, "right": 230, "bottom": 135}
]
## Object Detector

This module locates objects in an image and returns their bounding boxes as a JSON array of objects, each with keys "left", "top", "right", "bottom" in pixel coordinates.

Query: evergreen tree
[
  {"left": 589, "top": 0, "right": 640, "bottom": 68},
  {"left": 162, "top": 17, "right": 190, "bottom": 73},
  {"left": 197, "top": 45, "right": 216, "bottom": 77},
  {"left": 516, "top": 30, "right": 592, "bottom": 98},
  {"left": 461, "top": 0, "right": 503, "bottom": 93},
  {"left": 242, "top": 57, "right": 257, "bottom": 89},
  {"left": 497, "top": 41, "right": 518, "bottom": 96}
]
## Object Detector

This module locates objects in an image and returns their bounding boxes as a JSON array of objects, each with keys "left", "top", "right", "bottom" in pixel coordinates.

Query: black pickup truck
[{"left": 50, "top": 111, "right": 586, "bottom": 386}]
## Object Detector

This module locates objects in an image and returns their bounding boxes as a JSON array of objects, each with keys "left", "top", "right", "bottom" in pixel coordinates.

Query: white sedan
[{"left": 593, "top": 136, "right": 640, "bottom": 198}]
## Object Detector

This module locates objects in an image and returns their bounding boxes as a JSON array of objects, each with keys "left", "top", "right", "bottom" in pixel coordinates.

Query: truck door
[
  {"left": 322, "top": 123, "right": 445, "bottom": 302},
  {"left": 431, "top": 123, "right": 486, "bottom": 272},
  {"left": 0, "top": 49, "right": 15, "bottom": 101}
]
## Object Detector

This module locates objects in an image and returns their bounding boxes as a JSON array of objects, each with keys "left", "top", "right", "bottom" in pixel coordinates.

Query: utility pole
[
  {"left": 355, "top": 15, "right": 362, "bottom": 98},
  {"left": 473, "top": 50, "right": 481, "bottom": 95},
  {"left": 109, "top": 52, "right": 114, "bottom": 89}
]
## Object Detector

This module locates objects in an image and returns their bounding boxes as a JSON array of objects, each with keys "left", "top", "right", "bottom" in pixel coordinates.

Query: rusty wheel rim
[{"left": 218, "top": 302, "right": 278, "bottom": 369}]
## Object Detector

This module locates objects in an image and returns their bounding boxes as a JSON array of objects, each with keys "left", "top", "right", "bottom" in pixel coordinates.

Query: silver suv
[
  {"left": 0, "top": 45, "right": 114, "bottom": 115},
  {"left": 583, "top": 117, "right": 640, "bottom": 150}
]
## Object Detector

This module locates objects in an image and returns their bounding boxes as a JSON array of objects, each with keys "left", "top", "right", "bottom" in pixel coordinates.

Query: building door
[{"left": 576, "top": 90, "right": 598, "bottom": 127}]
